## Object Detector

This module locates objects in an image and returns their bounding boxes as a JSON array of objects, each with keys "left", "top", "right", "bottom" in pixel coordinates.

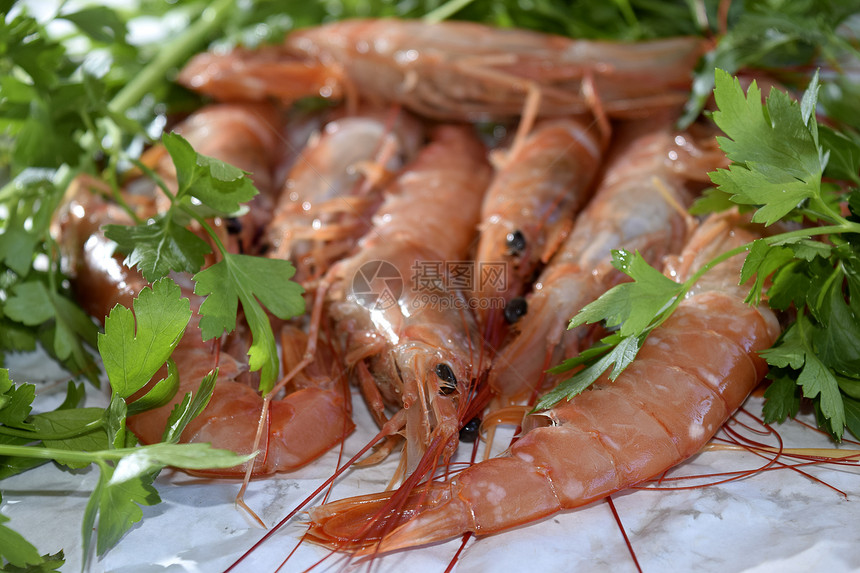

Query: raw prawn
[
  {"left": 489, "top": 118, "right": 721, "bottom": 404},
  {"left": 321, "top": 124, "right": 492, "bottom": 477},
  {"left": 266, "top": 107, "right": 424, "bottom": 284},
  {"left": 303, "top": 211, "right": 781, "bottom": 553},
  {"left": 471, "top": 117, "right": 601, "bottom": 345},
  {"left": 178, "top": 18, "right": 704, "bottom": 123}
]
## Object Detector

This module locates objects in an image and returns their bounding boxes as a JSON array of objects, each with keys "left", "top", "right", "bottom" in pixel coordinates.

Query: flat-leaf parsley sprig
[
  {"left": 104, "top": 133, "right": 305, "bottom": 393},
  {"left": 0, "top": 278, "right": 252, "bottom": 570},
  {"left": 538, "top": 68, "right": 860, "bottom": 441}
]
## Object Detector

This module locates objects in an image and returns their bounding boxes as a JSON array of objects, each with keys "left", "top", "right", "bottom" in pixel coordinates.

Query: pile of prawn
[{"left": 54, "top": 17, "right": 860, "bottom": 572}]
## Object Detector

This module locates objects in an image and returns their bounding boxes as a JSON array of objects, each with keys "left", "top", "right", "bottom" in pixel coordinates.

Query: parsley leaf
[
  {"left": 760, "top": 315, "right": 846, "bottom": 438},
  {"left": 708, "top": 69, "right": 824, "bottom": 225},
  {"left": 739, "top": 239, "right": 794, "bottom": 305},
  {"left": 762, "top": 373, "right": 802, "bottom": 424},
  {"left": 31, "top": 408, "right": 108, "bottom": 469},
  {"left": 844, "top": 395, "right": 860, "bottom": 441},
  {"left": 86, "top": 462, "right": 160, "bottom": 557},
  {"left": 194, "top": 254, "right": 304, "bottom": 392},
  {"left": 819, "top": 125, "right": 860, "bottom": 184},
  {"left": 104, "top": 219, "right": 211, "bottom": 284},
  {"left": 162, "top": 132, "right": 259, "bottom": 215},
  {"left": 535, "top": 335, "right": 643, "bottom": 412},
  {"left": 98, "top": 278, "right": 190, "bottom": 400},
  {"left": 571, "top": 250, "right": 685, "bottom": 337},
  {"left": 0, "top": 371, "right": 35, "bottom": 431},
  {"left": 80, "top": 441, "right": 253, "bottom": 557},
  {"left": 535, "top": 250, "right": 685, "bottom": 410},
  {"left": 161, "top": 368, "right": 217, "bottom": 444},
  {"left": 0, "top": 513, "right": 43, "bottom": 570},
  {"left": 4, "top": 279, "right": 100, "bottom": 383}
]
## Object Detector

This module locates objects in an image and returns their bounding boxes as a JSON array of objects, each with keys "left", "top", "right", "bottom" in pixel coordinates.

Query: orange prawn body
[
  {"left": 179, "top": 19, "right": 704, "bottom": 122},
  {"left": 472, "top": 117, "right": 601, "bottom": 343},
  {"left": 304, "top": 213, "right": 781, "bottom": 553},
  {"left": 324, "top": 124, "right": 492, "bottom": 475}
]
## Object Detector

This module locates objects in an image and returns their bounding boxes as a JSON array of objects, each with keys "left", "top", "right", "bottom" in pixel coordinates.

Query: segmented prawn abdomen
[
  {"left": 265, "top": 387, "right": 355, "bottom": 471},
  {"left": 512, "top": 288, "right": 780, "bottom": 515}
]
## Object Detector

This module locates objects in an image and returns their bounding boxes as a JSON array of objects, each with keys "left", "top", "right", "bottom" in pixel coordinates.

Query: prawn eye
[
  {"left": 504, "top": 296, "right": 528, "bottom": 324},
  {"left": 226, "top": 217, "right": 243, "bottom": 235},
  {"left": 435, "top": 363, "right": 457, "bottom": 395},
  {"left": 506, "top": 230, "right": 526, "bottom": 256},
  {"left": 459, "top": 417, "right": 481, "bottom": 442}
]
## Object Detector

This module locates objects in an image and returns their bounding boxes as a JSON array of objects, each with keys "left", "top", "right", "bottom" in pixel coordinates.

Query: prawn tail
[
  {"left": 306, "top": 453, "right": 568, "bottom": 555},
  {"left": 303, "top": 483, "right": 453, "bottom": 553},
  {"left": 178, "top": 46, "right": 343, "bottom": 104},
  {"left": 264, "top": 386, "right": 355, "bottom": 473},
  {"left": 155, "top": 381, "right": 353, "bottom": 478}
]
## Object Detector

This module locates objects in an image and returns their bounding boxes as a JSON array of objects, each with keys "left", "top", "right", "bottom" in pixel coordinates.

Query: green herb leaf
[
  {"left": 98, "top": 278, "right": 190, "bottom": 399},
  {"left": 104, "top": 218, "right": 211, "bottom": 283},
  {"left": 162, "top": 132, "right": 258, "bottom": 215},
  {"left": 762, "top": 373, "right": 802, "bottom": 424},
  {"left": 761, "top": 317, "right": 845, "bottom": 438},
  {"left": 844, "top": 395, "right": 860, "bottom": 441},
  {"left": 194, "top": 254, "right": 304, "bottom": 392},
  {"left": 709, "top": 69, "right": 823, "bottom": 225},
  {"left": 31, "top": 408, "right": 107, "bottom": 468},
  {"left": 739, "top": 239, "right": 794, "bottom": 305},
  {"left": 161, "top": 368, "right": 217, "bottom": 443},
  {"left": 59, "top": 6, "right": 128, "bottom": 45},
  {"left": 0, "top": 513, "right": 43, "bottom": 569},
  {"left": 126, "top": 359, "right": 180, "bottom": 417},
  {"left": 94, "top": 464, "right": 160, "bottom": 556},
  {"left": 0, "top": 377, "right": 35, "bottom": 430},
  {"left": 819, "top": 125, "right": 860, "bottom": 184},
  {"left": 570, "top": 250, "right": 684, "bottom": 336},
  {"left": 121, "top": 442, "right": 254, "bottom": 471},
  {"left": 534, "top": 335, "right": 643, "bottom": 412},
  {"left": 688, "top": 187, "right": 736, "bottom": 216},
  {"left": 0, "top": 550, "right": 65, "bottom": 573},
  {"left": 4, "top": 280, "right": 100, "bottom": 383}
]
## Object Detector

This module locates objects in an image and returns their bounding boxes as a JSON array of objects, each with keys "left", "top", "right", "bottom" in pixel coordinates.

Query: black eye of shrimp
[
  {"left": 506, "top": 230, "right": 526, "bottom": 256},
  {"left": 459, "top": 417, "right": 481, "bottom": 442},
  {"left": 435, "top": 363, "right": 457, "bottom": 395},
  {"left": 504, "top": 296, "right": 528, "bottom": 323},
  {"left": 225, "top": 216, "right": 243, "bottom": 235}
]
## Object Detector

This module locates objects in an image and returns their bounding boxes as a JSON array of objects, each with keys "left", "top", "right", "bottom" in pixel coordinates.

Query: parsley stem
[
  {"left": 0, "top": 419, "right": 104, "bottom": 441},
  {"left": 678, "top": 223, "right": 859, "bottom": 294},
  {"left": 107, "top": 0, "right": 235, "bottom": 115},
  {"left": 0, "top": 444, "right": 121, "bottom": 464},
  {"left": 190, "top": 212, "right": 229, "bottom": 260},
  {"left": 423, "top": 0, "right": 478, "bottom": 23}
]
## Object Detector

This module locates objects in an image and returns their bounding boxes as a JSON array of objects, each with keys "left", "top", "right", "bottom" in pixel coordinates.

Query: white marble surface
[{"left": 3, "top": 352, "right": 859, "bottom": 573}]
